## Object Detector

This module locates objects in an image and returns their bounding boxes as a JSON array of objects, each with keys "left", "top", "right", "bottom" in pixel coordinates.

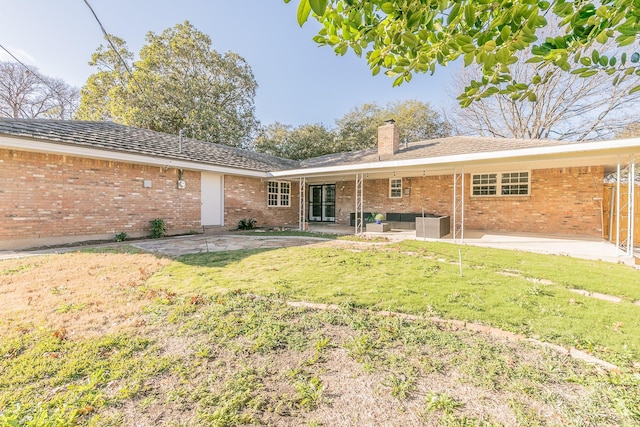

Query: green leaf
[
  {"left": 463, "top": 51, "right": 474, "bottom": 66},
  {"left": 617, "top": 34, "right": 636, "bottom": 47},
  {"left": 596, "top": 31, "right": 608, "bottom": 44},
  {"left": 402, "top": 32, "right": 419, "bottom": 47},
  {"left": 629, "top": 84, "right": 640, "bottom": 94},
  {"left": 527, "top": 92, "right": 537, "bottom": 102},
  {"left": 579, "top": 69, "right": 599, "bottom": 77},
  {"left": 501, "top": 26, "right": 511, "bottom": 41},
  {"left": 297, "top": 0, "right": 312, "bottom": 26},
  {"left": 448, "top": 3, "right": 461, "bottom": 25},
  {"left": 497, "top": 48, "right": 510, "bottom": 64},
  {"left": 461, "top": 44, "right": 476, "bottom": 53},
  {"left": 464, "top": 3, "right": 475, "bottom": 26},
  {"left": 381, "top": 2, "right": 395, "bottom": 14},
  {"left": 308, "top": 0, "right": 328, "bottom": 16},
  {"left": 483, "top": 40, "right": 497, "bottom": 51},
  {"left": 580, "top": 56, "right": 592, "bottom": 66}
]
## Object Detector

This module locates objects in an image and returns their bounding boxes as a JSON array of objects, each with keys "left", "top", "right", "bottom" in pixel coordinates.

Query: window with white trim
[
  {"left": 390, "top": 178, "right": 402, "bottom": 198},
  {"left": 267, "top": 181, "right": 290, "bottom": 207},
  {"left": 471, "top": 171, "right": 529, "bottom": 196}
]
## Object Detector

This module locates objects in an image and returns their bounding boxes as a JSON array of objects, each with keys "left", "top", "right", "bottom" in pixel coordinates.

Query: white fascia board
[
  {"left": 269, "top": 138, "right": 640, "bottom": 178},
  {"left": 0, "top": 135, "right": 268, "bottom": 178}
]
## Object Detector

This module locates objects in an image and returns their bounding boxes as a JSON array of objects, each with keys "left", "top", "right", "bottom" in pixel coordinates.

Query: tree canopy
[
  {"left": 0, "top": 61, "right": 78, "bottom": 119},
  {"left": 336, "top": 99, "right": 450, "bottom": 150},
  {"left": 285, "top": 0, "right": 640, "bottom": 106},
  {"left": 253, "top": 99, "right": 450, "bottom": 160},
  {"left": 450, "top": 26, "right": 640, "bottom": 141},
  {"left": 253, "top": 122, "right": 337, "bottom": 160},
  {"left": 76, "top": 22, "right": 259, "bottom": 147}
]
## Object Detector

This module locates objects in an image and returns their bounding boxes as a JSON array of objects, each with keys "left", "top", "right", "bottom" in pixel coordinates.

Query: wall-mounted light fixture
[{"left": 177, "top": 169, "right": 186, "bottom": 189}]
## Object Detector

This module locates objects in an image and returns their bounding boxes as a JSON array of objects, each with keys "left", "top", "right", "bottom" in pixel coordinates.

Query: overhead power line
[
  {"left": 82, "top": 0, "right": 145, "bottom": 96},
  {"left": 0, "top": 42, "right": 78, "bottom": 109},
  {"left": 1, "top": 43, "right": 54, "bottom": 90}
]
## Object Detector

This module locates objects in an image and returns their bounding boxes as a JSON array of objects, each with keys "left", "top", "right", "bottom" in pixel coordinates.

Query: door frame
[{"left": 308, "top": 184, "right": 336, "bottom": 222}]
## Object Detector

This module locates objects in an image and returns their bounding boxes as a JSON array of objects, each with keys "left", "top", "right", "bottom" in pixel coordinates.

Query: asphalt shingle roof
[
  {"left": 0, "top": 118, "right": 298, "bottom": 172},
  {"left": 0, "top": 119, "right": 581, "bottom": 173},
  {"left": 300, "top": 136, "right": 571, "bottom": 168}
]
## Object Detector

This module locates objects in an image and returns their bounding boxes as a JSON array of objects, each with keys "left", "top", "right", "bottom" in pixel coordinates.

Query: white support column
[
  {"left": 461, "top": 169, "right": 465, "bottom": 241},
  {"left": 298, "top": 177, "right": 306, "bottom": 231},
  {"left": 355, "top": 173, "right": 364, "bottom": 235},
  {"left": 616, "top": 160, "right": 621, "bottom": 256},
  {"left": 453, "top": 167, "right": 465, "bottom": 242},
  {"left": 627, "top": 161, "right": 635, "bottom": 257}
]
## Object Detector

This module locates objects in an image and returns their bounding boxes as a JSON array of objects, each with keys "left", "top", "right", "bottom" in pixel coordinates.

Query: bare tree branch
[{"left": 0, "top": 61, "right": 78, "bottom": 120}]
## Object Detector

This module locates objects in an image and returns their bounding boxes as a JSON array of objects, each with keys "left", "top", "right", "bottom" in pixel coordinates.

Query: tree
[
  {"left": 336, "top": 100, "right": 451, "bottom": 150},
  {"left": 255, "top": 100, "right": 450, "bottom": 160},
  {"left": 0, "top": 61, "right": 78, "bottom": 119},
  {"left": 451, "top": 47, "right": 640, "bottom": 140},
  {"left": 285, "top": 0, "right": 640, "bottom": 105},
  {"left": 77, "top": 22, "right": 259, "bottom": 147},
  {"left": 253, "top": 122, "right": 336, "bottom": 160},
  {"left": 75, "top": 36, "right": 133, "bottom": 123},
  {"left": 618, "top": 122, "right": 640, "bottom": 138}
]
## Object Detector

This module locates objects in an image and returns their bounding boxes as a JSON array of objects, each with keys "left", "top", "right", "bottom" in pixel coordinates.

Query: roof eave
[
  {"left": 269, "top": 139, "right": 640, "bottom": 178},
  {"left": 0, "top": 135, "right": 269, "bottom": 178}
]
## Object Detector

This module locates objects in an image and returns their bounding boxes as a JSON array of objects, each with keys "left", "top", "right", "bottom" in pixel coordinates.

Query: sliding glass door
[{"left": 308, "top": 184, "right": 336, "bottom": 222}]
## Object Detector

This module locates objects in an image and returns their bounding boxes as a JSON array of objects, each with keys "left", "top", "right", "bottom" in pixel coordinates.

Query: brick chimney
[{"left": 377, "top": 119, "right": 399, "bottom": 159}]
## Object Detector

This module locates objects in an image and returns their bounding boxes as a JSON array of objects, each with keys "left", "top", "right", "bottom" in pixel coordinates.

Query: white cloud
[{"left": 0, "top": 45, "right": 37, "bottom": 65}]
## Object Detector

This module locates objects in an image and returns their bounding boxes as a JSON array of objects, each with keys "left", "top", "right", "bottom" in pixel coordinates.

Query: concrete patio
[{"left": 307, "top": 223, "right": 639, "bottom": 266}]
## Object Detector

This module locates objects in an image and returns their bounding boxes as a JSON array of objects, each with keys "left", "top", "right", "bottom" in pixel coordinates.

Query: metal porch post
[
  {"left": 453, "top": 167, "right": 465, "bottom": 243},
  {"left": 299, "top": 177, "right": 306, "bottom": 231},
  {"left": 627, "top": 161, "right": 635, "bottom": 257},
  {"left": 616, "top": 159, "right": 621, "bottom": 256},
  {"left": 355, "top": 173, "right": 364, "bottom": 235}
]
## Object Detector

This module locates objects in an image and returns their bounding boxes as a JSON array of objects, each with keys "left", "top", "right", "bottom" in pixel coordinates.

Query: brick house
[{"left": 1, "top": 118, "right": 638, "bottom": 255}]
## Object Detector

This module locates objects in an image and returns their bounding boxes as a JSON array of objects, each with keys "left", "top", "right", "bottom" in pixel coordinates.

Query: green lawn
[
  {"left": 1, "top": 245, "right": 639, "bottom": 426},
  {"left": 149, "top": 240, "right": 640, "bottom": 367}
]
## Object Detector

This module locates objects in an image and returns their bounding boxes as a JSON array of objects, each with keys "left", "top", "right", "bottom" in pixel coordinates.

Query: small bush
[
  {"left": 150, "top": 218, "right": 167, "bottom": 238},
  {"left": 114, "top": 232, "right": 128, "bottom": 242},
  {"left": 238, "top": 218, "right": 257, "bottom": 230}
]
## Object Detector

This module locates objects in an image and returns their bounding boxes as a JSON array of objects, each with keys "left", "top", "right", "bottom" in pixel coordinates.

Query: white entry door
[{"left": 201, "top": 172, "right": 223, "bottom": 226}]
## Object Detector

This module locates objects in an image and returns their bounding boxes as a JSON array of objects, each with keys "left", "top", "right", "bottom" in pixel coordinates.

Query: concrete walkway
[
  {"left": 0, "top": 228, "right": 637, "bottom": 266},
  {"left": 0, "top": 233, "right": 333, "bottom": 260}
]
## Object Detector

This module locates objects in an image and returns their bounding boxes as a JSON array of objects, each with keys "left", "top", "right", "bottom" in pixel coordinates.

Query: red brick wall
[
  {"left": 0, "top": 149, "right": 201, "bottom": 246},
  {"left": 333, "top": 166, "right": 604, "bottom": 237},
  {"left": 224, "top": 176, "right": 299, "bottom": 229}
]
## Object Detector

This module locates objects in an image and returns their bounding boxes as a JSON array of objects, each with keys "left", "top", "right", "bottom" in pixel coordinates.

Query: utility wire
[
  {"left": 0, "top": 42, "right": 78, "bottom": 111},
  {"left": 82, "top": 0, "right": 145, "bottom": 96}
]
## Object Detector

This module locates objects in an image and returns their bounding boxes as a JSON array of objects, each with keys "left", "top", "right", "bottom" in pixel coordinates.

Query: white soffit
[{"left": 270, "top": 138, "right": 640, "bottom": 178}]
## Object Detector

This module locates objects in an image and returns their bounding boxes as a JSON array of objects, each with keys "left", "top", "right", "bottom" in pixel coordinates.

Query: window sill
[{"left": 471, "top": 195, "right": 531, "bottom": 201}]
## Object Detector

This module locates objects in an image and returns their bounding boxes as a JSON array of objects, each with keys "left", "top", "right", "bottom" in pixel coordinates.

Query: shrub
[
  {"left": 238, "top": 218, "right": 257, "bottom": 230},
  {"left": 150, "top": 218, "right": 167, "bottom": 238},
  {"left": 114, "top": 232, "right": 128, "bottom": 242}
]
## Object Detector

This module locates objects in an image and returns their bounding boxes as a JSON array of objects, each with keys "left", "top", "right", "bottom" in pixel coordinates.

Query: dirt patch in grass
[
  {"left": 0, "top": 251, "right": 170, "bottom": 338},
  {"left": 1, "top": 251, "right": 639, "bottom": 426}
]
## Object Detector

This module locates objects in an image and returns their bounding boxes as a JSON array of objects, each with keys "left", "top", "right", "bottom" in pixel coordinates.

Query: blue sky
[{"left": 0, "top": 0, "right": 459, "bottom": 127}]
